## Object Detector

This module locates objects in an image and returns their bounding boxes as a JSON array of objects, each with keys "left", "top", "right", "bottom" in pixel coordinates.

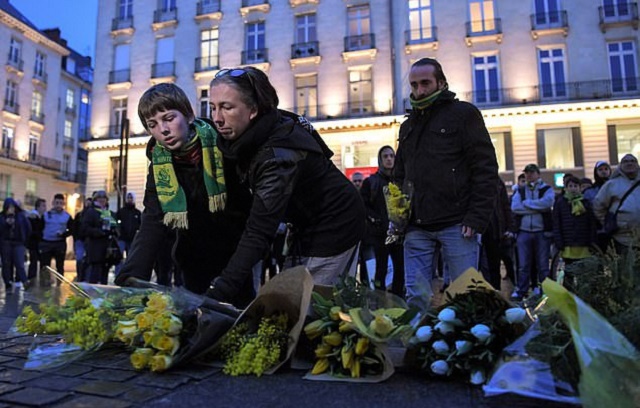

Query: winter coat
[
  {"left": 0, "top": 198, "right": 31, "bottom": 244},
  {"left": 212, "top": 109, "right": 365, "bottom": 302},
  {"left": 116, "top": 204, "right": 141, "bottom": 242},
  {"left": 593, "top": 170, "right": 640, "bottom": 246},
  {"left": 115, "top": 118, "right": 252, "bottom": 303},
  {"left": 511, "top": 180, "right": 555, "bottom": 232},
  {"left": 81, "top": 205, "right": 115, "bottom": 264},
  {"left": 395, "top": 90, "right": 500, "bottom": 233},
  {"left": 26, "top": 211, "right": 44, "bottom": 250},
  {"left": 552, "top": 196, "right": 597, "bottom": 249}
]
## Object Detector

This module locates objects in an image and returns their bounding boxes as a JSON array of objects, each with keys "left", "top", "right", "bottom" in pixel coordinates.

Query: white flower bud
[
  {"left": 432, "top": 340, "right": 450, "bottom": 355},
  {"left": 437, "top": 308, "right": 457, "bottom": 323},
  {"left": 455, "top": 340, "right": 473, "bottom": 355},
  {"left": 470, "top": 324, "right": 492, "bottom": 343},
  {"left": 505, "top": 307, "right": 526, "bottom": 324},
  {"left": 415, "top": 326, "right": 433, "bottom": 343},
  {"left": 434, "top": 321, "right": 455, "bottom": 335},
  {"left": 470, "top": 369, "right": 486, "bottom": 385},
  {"left": 430, "top": 360, "right": 449, "bottom": 375}
]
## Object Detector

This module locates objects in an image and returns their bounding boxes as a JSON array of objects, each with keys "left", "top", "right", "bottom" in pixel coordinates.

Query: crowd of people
[{"left": 1, "top": 58, "right": 638, "bottom": 315}]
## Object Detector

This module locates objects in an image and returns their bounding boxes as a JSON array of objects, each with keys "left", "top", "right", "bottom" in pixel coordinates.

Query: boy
[
  {"left": 115, "top": 83, "right": 253, "bottom": 307},
  {"left": 552, "top": 176, "right": 596, "bottom": 266}
]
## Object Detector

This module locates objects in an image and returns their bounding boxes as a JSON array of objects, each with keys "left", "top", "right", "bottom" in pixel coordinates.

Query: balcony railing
[
  {"left": 283, "top": 100, "right": 391, "bottom": 121},
  {"left": 242, "top": 0, "right": 268, "bottom": 6},
  {"left": 30, "top": 111, "right": 45, "bottom": 124},
  {"left": 195, "top": 56, "right": 219, "bottom": 72},
  {"left": 0, "top": 148, "right": 19, "bottom": 160},
  {"left": 291, "top": 41, "right": 319, "bottom": 59},
  {"left": 456, "top": 77, "right": 640, "bottom": 108},
  {"left": 6, "top": 54, "right": 23, "bottom": 71},
  {"left": 599, "top": 2, "right": 638, "bottom": 22},
  {"left": 530, "top": 10, "right": 568, "bottom": 30},
  {"left": 65, "top": 105, "right": 76, "bottom": 116},
  {"left": 111, "top": 16, "right": 134, "bottom": 31},
  {"left": 405, "top": 27, "right": 438, "bottom": 45},
  {"left": 2, "top": 101, "right": 19, "bottom": 115},
  {"left": 109, "top": 69, "right": 131, "bottom": 84},
  {"left": 197, "top": 0, "right": 221, "bottom": 15},
  {"left": 466, "top": 18, "right": 502, "bottom": 37},
  {"left": 33, "top": 71, "right": 48, "bottom": 84},
  {"left": 151, "top": 62, "right": 176, "bottom": 78},
  {"left": 153, "top": 7, "right": 177, "bottom": 24},
  {"left": 63, "top": 137, "right": 74, "bottom": 148},
  {"left": 32, "top": 155, "right": 61, "bottom": 172},
  {"left": 344, "top": 34, "right": 375, "bottom": 52},
  {"left": 241, "top": 48, "right": 268, "bottom": 64}
]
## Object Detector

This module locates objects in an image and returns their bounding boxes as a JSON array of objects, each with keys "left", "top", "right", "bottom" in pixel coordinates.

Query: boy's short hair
[
  {"left": 138, "top": 83, "right": 195, "bottom": 131},
  {"left": 53, "top": 193, "right": 64, "bottom": 201},
  {"left": 565, "top": 176, "right": 581, "bottom": 186}
]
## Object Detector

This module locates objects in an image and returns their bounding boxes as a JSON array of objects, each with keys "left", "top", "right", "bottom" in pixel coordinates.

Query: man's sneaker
[
  {"left": 14, "top": 282, "right": 23, "bottom": 289},
  {"left": 532, "top": 287, "right": 541, "bottom": 296}
]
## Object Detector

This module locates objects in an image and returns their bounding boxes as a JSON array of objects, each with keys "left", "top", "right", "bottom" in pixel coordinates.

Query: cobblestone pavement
[{"left": 0, "top": 269, "right": 579, "bottom": 408}]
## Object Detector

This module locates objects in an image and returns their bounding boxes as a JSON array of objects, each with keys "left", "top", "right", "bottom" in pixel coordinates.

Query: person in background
[
  {"left": 394, "top": 57, "right": 500, "bottom": 313},
  {"left": 72, "top": 197, "right": 92, "bottom": 282},
  {"left": 552, "top": 176, "right": 596, "bottom": 266},
  {"left": 580, "top": 177, "right": 593, "bottom": 193},
  {"left": 360, "top": 145, "right": 405, "bottom": 297},
  {"left": 26, "top": 198, "right": 46, "bottom": 283},
  {"left": 39, "top": 193, "right": 73, "bottom": 286},
  {"left": 480, "top": 179, "right": 512, "bottom": 290},
  {"left": 82, "top": 190, "right": 118, "bottom": 284},
  {"left": 593, "top": 154, "right": 640, "bottom": 255},
  {"left": 583, "top": 161, "right": 612, "bottom": 203},
  {"left": 350, "top": 172, "right": 364, "bottom": 190},
  {"left": 115, "top": 83, "right": 252, "bottom": 308},
  {"left": 0, "top": 198, "right": 31, "bottom": 291},
  {"left": 206, "top": 67, "right": 364, "bottom": 304},
  {"left": 115, "top": 191, "right": 141, "bottom": 276},
  {"left": 511, "top": 163, "right": 555, "bottom": 300}
]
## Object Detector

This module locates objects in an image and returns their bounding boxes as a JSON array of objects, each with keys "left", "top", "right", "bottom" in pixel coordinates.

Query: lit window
[
  {"left": 608, "top": 41, "right": 638, "bottom": 93},
  {"left": 538, "top": 48, "right": 567, "bottom": 98},
  {"left": 472, "top": 54, "right": 500, "bottom": 104}
]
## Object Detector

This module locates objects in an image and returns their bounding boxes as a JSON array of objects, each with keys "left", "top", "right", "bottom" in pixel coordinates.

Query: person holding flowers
[
  {"left": 115, "top": 83, "right": 253, "bottom": 307},
  {"left": 205, "top": 67, "right": 364, "bottom": 304}
]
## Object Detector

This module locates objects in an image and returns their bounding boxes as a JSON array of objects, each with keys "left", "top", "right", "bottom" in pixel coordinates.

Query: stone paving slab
[
  {"left": 81, "top": 368, "right": 138, "bottom": 382},
  {"left": 51, "top": 395, "right": 132, "bottom": 408},
  {"left": 120, "top": 387, "right": 169, "bottom": 404},
  {"left": 0, "top": 368, "right": 43, "bottom": 383},
  {"left": 72, "top": 380, "right": 134, "bottom": 398},
  {"left": 0, "top": 387, "right": 69, "bottom": 406},
  {"left": 23, "top": 374, "right": 86, "bottom": 391}
]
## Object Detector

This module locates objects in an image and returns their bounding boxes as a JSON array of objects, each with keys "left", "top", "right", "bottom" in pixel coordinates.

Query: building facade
[
  {"left": 86, "top": 0, "right": 639, "bottom": 207},
  {"left": 0, "top": 1, "right": 92, "bottom": 213}
]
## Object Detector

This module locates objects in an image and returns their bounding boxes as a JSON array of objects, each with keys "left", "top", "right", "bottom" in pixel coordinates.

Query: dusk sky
[{"left": 11, "top": 0, "right": 98, "bottom": 62}]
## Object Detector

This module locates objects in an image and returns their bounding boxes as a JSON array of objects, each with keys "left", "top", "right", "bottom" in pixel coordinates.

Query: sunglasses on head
[{"left": 215, "top": 68, "right": 248, "bottom": 79}]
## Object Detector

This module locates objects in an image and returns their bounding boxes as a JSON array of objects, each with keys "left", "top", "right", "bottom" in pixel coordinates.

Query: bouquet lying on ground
[
  {"left": 407, "top": 269, "right": 529, "bottom": 385},
  {"left": 303, "top": 276, "right": 416, "bottom": 382},
  {"left": 383, "top": 181, "right": 413, "bottom": 245},
  {"left": 209, "top": 266, "right": 314, "bottom": 377},
  {"left": 13, "top": 276, "right": 239, "bottom": 371}
]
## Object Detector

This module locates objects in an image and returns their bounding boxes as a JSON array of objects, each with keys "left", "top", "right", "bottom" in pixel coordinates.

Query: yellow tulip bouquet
[
  {"left": 13, "top": 279, "right": 240, "bottom": 372},
  {"left": 383, "top": 182, "right": 413, "bottom": 244},
  {"left": 303, "top": 277, "right": 417, "bottom": 382}
]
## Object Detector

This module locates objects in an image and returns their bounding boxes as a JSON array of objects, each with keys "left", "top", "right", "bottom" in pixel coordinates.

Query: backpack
[{"left": 514, "top": 185, "right": 553, "bottom": 232}]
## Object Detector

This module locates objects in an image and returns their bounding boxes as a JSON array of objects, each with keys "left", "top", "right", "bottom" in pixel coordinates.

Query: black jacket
[
  {"left": 116, "top": 204, "right": 141, "bottom": 242},
  {"left": 115, "top": 119, "right": 253, "bottom": 306},
  {"left": 212, "top": 109, "right": 365, "bottom": 302},
  {"left": 81, "top": 205, "right": 116, "bottom": 264},
  {"left": 552, "top": 196, "right": 597, "bottom": 250},
  {"left": 360, "top": 170, "right": 393, "bottom": 243},
  {"left": 395, "top": 90, "right": 499, "bottom": 233}
]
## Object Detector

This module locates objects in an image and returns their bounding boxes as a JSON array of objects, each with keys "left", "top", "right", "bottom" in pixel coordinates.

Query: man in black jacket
[
  {"left": 395, "top": 58, "right": 500, "bottom": 313},
  {"left": 115, "top": 192, "right": 141, "bottom": 276}
]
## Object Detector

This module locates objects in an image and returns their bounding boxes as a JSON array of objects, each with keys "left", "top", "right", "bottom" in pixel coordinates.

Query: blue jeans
[
  {"left": 404, "top": 225, "right": 479, "bottom": 313},
  {"left": 515, "top": 231, "right": 551, "bottom": 296},
  {"left": 74, "top": 240, "right": 86, "bottom": 281}
]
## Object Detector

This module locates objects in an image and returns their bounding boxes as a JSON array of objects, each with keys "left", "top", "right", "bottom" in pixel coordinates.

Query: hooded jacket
[
  {"left": 583, "top": 161, "right": 611, "bottom": 203},
  {"left": 394, "top": 90, "right": 499, "bottom": 233},
  {"left": 360, "top": 146, "right": 395, "bottom": 241},
  {"left": 592, "top": 169, "right": 640, "bottom": 246},
  {"left": 212, "top": 109, "right": 365, "bottom": 302},
  {"left": 0, "top": 198, "right": 31, "bottom": 244},
  {"left": 116, "top": 194, "right": 141, "bottom": 242}
]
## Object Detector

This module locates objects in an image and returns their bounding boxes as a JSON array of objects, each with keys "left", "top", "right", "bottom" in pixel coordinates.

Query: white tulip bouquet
[{"left": 407, "top": 284, "right": 529, "bottom": 385}]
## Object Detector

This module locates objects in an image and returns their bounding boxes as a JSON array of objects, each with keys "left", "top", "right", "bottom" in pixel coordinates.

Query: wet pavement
[{"left": 0, "top": 267, "right": 579, "bottom": 407}]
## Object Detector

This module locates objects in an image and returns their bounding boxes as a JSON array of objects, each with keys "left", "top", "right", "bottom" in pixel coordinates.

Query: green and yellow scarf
[
  {"left": 410, "top": 89, "right": 443, "bottom": 111},
  {"left": 152, "top": 119, "right": 226, "bottom": 229},
  {"left": 564, "top": 192, "right": 586, "bottom": 216}
]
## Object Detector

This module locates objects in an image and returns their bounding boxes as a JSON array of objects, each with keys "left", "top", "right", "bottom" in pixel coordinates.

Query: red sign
[{"left": 345, "top": 166, "right": 378, "bottom": 179}]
